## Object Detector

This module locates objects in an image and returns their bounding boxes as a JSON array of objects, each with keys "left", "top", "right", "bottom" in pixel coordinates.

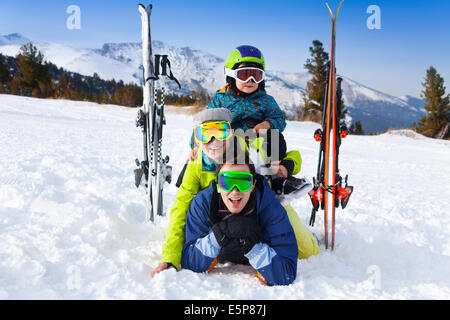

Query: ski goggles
[
  {"left": 224, "top": 67, "right": 265, "bottom": 84},
  {"left": 193, "top": 121, "right": 232, "bottom": 144},
  {"left": 217, "top": 171, "right": 255, "bottom": 192}
]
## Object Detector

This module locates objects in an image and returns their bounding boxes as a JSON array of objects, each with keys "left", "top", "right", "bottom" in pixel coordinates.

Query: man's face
[{"left": 216, "top": 164, "right": 255, "bottom": 214}]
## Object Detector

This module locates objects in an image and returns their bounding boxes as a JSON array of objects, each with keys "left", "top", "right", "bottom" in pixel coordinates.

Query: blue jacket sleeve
[
  {"left": 181, "top": 191, "right": 220, "bottom": 273},
  {"left": 263, "top": 96, "right": 286, "bottom": 132},
  {"left": 244, "top": 183, "right": 298, "bottom": 286}
]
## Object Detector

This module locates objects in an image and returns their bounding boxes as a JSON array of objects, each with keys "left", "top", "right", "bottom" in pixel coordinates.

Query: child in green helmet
[{"left": 206, "top": 45, "right": 309, "bottom": 195}]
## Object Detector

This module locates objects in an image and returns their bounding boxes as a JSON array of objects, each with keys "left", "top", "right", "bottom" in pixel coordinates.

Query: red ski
[{"left": 308, "top": 0, "right": 353, "bottom": 250}]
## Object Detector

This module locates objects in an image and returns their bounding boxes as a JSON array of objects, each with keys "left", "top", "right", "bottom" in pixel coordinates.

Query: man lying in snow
[{"left": 180, "top": 156, "right": 299, "bottom": 286}]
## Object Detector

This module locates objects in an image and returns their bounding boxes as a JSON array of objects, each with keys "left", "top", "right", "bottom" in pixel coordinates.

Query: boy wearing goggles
[
  {"left": 206, "top": 45, "right": 308, "bottom": 196},
  {"left": 214, "top": 45, "right": 281, "bottom": 134},
  {"left": 181, "top": 159, "right": 299, "bottom": 286}
]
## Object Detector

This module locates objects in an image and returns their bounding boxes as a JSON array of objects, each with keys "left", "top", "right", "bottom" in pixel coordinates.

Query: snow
[{"left": 1, "top": 94, "right": 450, "bottom": 299}]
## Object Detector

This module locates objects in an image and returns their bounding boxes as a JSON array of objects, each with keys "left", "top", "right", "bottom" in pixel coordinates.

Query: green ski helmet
[{"left": 225, "top": 45, "right": 265, "bottom": 71}]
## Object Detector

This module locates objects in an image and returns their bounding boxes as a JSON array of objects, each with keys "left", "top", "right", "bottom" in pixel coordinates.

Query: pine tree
[
  {"left": 112, "top": 84, "right": 142, "bottom": 107},
  {"left": 192, "top": 90, "right": 211, "bottom": 107},
  {"left": 16, "top": 43, "right": 53, "bottom": 97},
  {"left": 55, "top": 72, "right": 70, "bottom": 98},
  {"left": 37, "top": 79, "right": 54, "bottom": 98},
  {"left": 302, "top": 40, "right": 330, "bottom": 122},
  {"left": 349, "top": 120, "right": 364, "bottom": 135},
  {"left": 0, "top": 54, "right": 10, "bottom": 90},
  {"left": 416, "top": 66, "right": 450, "bottom": 138},
  {"left": 101, "top": 92, "right": 111, "bottom": 104},
  {"left": 336, "top": 77, "right": 348, "bottom": 123}
]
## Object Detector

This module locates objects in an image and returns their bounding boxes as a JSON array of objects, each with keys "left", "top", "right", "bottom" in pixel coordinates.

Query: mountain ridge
[{"left": 0, "top": 33, "right": 426, "bottom": 133}]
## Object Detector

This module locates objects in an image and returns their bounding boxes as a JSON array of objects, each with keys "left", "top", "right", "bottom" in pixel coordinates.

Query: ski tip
[
  {"left": 326, "top": 1, "right": 344, "bottom": 19},
  {"left": 329, "top": 0, "right": 344, "bottom": 8},
  {"left": 138, "top": 3, "right": 152, "bottom": 12},
  {"left": 336, "top": 0, "right": 344, "bottom": 13}
]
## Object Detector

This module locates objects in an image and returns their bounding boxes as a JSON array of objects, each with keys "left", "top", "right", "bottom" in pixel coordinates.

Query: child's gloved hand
[
  {"left": 253, "top": 121, "right": 270, "bottom": 134},
  {"left": 269, "top": 160, "right": 288, "bottom": 178}
]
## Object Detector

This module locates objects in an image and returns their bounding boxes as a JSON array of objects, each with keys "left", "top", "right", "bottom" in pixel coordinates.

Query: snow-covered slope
[
  {"left": 0, "top": 33, "right": 426, "bottom": 133},
  {"left": 1, "top": 94, "right": 449, "bottom": 299}
]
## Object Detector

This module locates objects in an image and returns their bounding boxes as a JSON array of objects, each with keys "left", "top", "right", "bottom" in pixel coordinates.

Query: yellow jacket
[{"left": 161, "top": 139, "right": 304, "bottom": 268}]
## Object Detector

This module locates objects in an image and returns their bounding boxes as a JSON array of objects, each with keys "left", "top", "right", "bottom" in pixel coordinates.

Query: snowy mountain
[
  {"left": 340, "top": 77, "right": 426, "bottom": 133},
  {"left": 94, "top": 41, "right": 227, "bottom": 97},
  {"left": 399, "top": 95, "right": 426, "bottom": 112},
  {"left": 0, "top": 33, "right": 426, "bottom": 133},
  {"left": 0, "top": 33, "right": 31, "bottom": 46},
  {"left": 1, "top": 94, "right": 449, "bottom": 299}
]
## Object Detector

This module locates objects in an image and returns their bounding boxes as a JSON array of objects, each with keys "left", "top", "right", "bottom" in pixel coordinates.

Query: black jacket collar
[{"left": 208, "top": 181, "right": 257, "bottom": 225}]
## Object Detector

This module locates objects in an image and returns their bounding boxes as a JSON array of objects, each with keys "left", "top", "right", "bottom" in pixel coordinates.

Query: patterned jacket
[{"left": 207, "top": 86, "right": 287, "bottom": 132}]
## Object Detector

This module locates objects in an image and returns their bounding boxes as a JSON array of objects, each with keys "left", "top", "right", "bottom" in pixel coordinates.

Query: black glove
[
  {"left": 212, "top": 214, "right": 263, "bottom": 254},
  {"left": 238, "top": 236, "right": 260, "bottom": 255},
  {"left": 218, "top": 238, "right": 249, "bottom": 265},
  {"left": 212, "top": 221, "right": 231, "bottom": 247}
]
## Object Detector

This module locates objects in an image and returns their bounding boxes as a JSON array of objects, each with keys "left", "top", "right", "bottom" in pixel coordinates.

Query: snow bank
[{"left": 1, "top": 94, "right": 450, "bottom": 299}]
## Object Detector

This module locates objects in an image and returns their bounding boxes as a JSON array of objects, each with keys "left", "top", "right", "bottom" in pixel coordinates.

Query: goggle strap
[
  {"left": 224, "top": 67, "right": 265, "bottom": 84},
  {"left": 224, "top": 67, "right": 235, "bottom": 78}
]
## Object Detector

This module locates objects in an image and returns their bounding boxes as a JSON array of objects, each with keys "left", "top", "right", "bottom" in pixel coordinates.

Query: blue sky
[{"left": 1, "top": 0, "right": 449, "bottom": 98}]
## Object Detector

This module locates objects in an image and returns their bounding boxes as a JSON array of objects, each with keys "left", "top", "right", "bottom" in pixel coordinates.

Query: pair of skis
[
  {"left": 135, "top": 4, "right": 180, "bottom": 222},
  {"left": 308, "top": 1, "right": 353, "bottom": 250}
]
